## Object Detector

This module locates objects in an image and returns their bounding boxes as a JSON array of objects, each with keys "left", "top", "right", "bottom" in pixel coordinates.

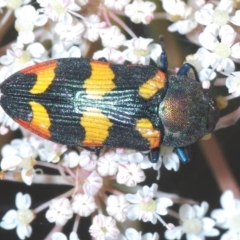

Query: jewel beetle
[{"left": 0, "top": 42, "right": 219, "bottom": 163}]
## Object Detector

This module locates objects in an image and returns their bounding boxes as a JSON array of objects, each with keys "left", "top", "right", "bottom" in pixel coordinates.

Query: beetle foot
[{"left": 174, "top": 145, "right": 194, "bottom": 163}]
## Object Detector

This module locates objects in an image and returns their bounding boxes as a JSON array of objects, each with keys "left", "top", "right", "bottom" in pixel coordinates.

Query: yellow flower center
[
  {"left": 17, "top": 209, "right": 35, "bottom": 225},
  {"left": 214, "top": 42, "right": 231, "bottom": 58},
  {"left": 182, "top": 218, "right": 202, "bottom": 234},
  {"left": 139, "top": 198, "right": 156, "bottom": 212},
  {"left": 6, "top": 0, "right": 22, "bottom": 9},
  {"left": 14, "top": 51, "right": 31, "bottom": 65},
  {"left": 133, "top": 48, "right": 150, "bottom": 57},
  {"left": 51, "top": 0, "right": 68, "bottom": 14},
  {"left": 212, "top": 10, "right": 229, "bottom": 26}
]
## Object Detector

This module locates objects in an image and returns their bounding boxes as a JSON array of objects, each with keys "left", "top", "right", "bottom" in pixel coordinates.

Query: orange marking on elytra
[
  {"left": 15, "top": 101, "right": 51, "bottom": 139},
  {"left": 81, "top": 108, "right": 112, "bottom": 146},
  {"left": 136, "top": 118, "right": 160, "bottom": 148},
  {"left": 83, "top": 61, "right": 116, "bottom": 99},
  {"left": 20, "top": 60, "right": 57, "bottom": 94},
  {"left": 139, "top": 70, "right": 166, "bottom": 99}
]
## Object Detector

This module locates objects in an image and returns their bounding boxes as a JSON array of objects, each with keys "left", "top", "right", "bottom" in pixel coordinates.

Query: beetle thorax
[{"left": 159, "top": 75, "right": 211, "bottom": 147}]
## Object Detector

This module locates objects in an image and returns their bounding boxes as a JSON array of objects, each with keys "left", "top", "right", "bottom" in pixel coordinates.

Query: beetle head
[{"left": 159, "top": 75, "right": 219, "bottom": 147}]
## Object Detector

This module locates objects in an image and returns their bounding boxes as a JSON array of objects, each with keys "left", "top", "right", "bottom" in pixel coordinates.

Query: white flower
[
  {"left": 225, "top": 71, "right": 240, "bottom": 96},
  {"left": 83, "top": 14, "right": 106, "bottom": 42},
  {"left": 93, "top": 47, "right": 124, "bottom": 64},
  {"left": 1, "top": 138, "right": 38, "bottom": 185},
  {"left": 15, "top": 5, "right": 48, "bottom": 44},
  {"left": 0, "top": 42, "right": 47, "bottom": 75},
  {"left": 45, "top": 198, "right": 73, "bottom": 226},
  {"left": 185, "top": 48, "right": 217, "bottom": 88},
  {"left": 104, "top": 0, "right": 131, "bottom": 11},
  {"left": 97, "top": 151, "right": 119, "bottom": 177},
  {"left": 199, "top": 24, "right": 240, "bottom": 73},
  {"left": 106, "top": 195, "right": 129, "bottom": 222},
  {"left": 114, "top": 148, "right": 146, "bottom": 164},
  {"left": 161, "top": 0, "right": 197, "bottom": 34},
  {"left": 118, "top": 228, "right": 159, "bottom": 240},
  {"left": 161, "top": 146, "right": 180, "bottom": 171},
  {"left": 55, "top": 14, "right": 84, "bottom": 42},
  {"left": 117, "top": 163, "right": 145, "bottom": 187},
  {"left": 123, "top": 37, "right": 162, "bottom": 65},
  {"left": 0, "top": 106, "right": 19, "bottom": 134},
  {"left": 72, "top": 194, "right": 97, "bottom": 217},
  {"left": 165, "top": 202, "right": 219, "bottom": 240},
  {"left": 83, "top": 170, "right": 103, "bottom": 196},
  {"left": 195, "top": 0, "right": 233, "bottom": 27},
  {"left": 0, "top": 0, "right": 30, "bottom": 9},
  {"left": 62, "top": 149, "right": 97, "bottom": 171},
  {"left": 51, "top": 231, "right": 79, "bottom": 240},
  {"left": 89, "top": 214, "right": 120, "bottom": 239},
  {"left": 37, "top": 0, "right": 81, "bottom": 22},
  {"left": 0, "top": 193, "right": 34, "bottom": 240},
  {"left": 126, "top": 183, "right": 173, "bottom": 224},
  {"left": 230, "top": 10, "right": 240, "bottom": 26},
  {"left": 100, "top": 26, "right": 126, "bottom": 49},
  {"left": 51, "top": 42, "right": 81, "bottom": 58},
  {"left": 211, "top": 190, "right": 240, "bottom": 239},
  {"left": 125, "top": 0, "right": 156, "bottom": 24},
  {"left": 38, "top": 140, "right": 67, "bottom": 163}
]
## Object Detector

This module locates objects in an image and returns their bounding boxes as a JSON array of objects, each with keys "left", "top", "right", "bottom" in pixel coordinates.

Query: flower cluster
[{"left": 0, "top": 0, "right": 240, "bottom": 239}]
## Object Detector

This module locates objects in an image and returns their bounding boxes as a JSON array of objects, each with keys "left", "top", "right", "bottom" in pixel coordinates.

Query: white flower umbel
[
  {"left": 126, "top": 183, "right": 173, "bottom": 226},
  {"left": 161, "top": 0, "right": 197, "bottom": 34},
  {"left": 0, "top": 0, "right": 30, "bottom": 10},
  {"left": 123, "top": 37, "right": 162, "bottom": 65},
  {"left": 106, "top": 194, "right": 129, "bottom": 222},
  {"left": 45, "top": 198, "right": 73, "bottom": 226},
  {"left": 165, "top": 202, "right": 219, "bottom": 240},
  {"left": 0, "top": 193, "right": 34, "bottom": 240},
  {"left": 211, "top": 190, "right": 240, "bottom": 239},
  {"left": 89, "top": 214, "right": 120, "bottom": 239},
  {"left": 199, "top": 24, "right": 240, "bottom": 73},
  {"left": 124, "top": 0, "right": 156, "bottom": 24},
  {"left": 118, "top": 228, "right": 159, "bottom": 240}
]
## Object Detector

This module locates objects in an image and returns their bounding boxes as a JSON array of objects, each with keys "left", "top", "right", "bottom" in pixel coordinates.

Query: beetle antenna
[{"left": 158, "top": 36, "right": 168, "bottom": 73}]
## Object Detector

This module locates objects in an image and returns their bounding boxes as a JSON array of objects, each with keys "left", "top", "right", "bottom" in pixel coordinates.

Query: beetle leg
[
  {"left": 148, "top": 147, "right": 160, "bottom": 163},
  {"left": 159, "top": 36, "right": 168, "bottom": 73},
  {"left": 80, "top": 146, "right": 104, "bottom": 156},
  {"left": 97, "top": 57, "right": 108, "bottom": 62},
  {"left": 174, "top": 145, "right": 193, "bottom": 163},
  {"left": 177, "top": 63, "right": 200, "bottom": 82}
]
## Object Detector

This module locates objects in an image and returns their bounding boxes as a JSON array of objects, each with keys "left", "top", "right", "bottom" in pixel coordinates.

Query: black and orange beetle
[{"left": 0, "top": 43, "right": 219, "bottom": 163}]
